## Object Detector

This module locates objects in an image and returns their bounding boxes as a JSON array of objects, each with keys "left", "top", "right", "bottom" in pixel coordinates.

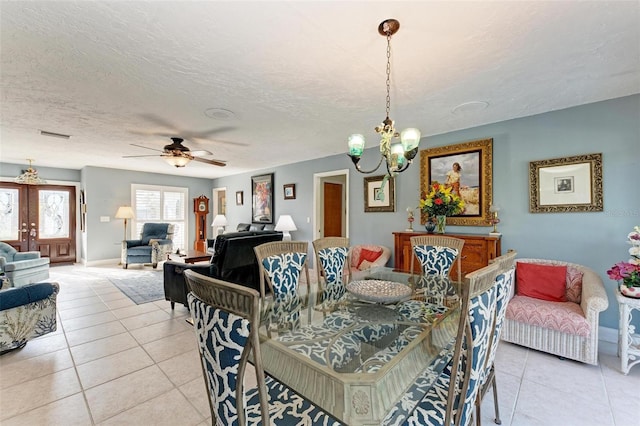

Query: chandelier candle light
[{"left": 347, "top": 19, "right": 421, "bottom": 189}]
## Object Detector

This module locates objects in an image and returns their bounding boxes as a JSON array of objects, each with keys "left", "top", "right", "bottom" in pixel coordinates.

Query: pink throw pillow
[{"left": 565, "top": 266, "right": 583, "bottom": 304}]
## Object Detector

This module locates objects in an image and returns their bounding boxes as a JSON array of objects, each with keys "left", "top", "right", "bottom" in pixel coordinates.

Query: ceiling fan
[{"left": 123, "top": 137, "right": 226, "bottom": 168}]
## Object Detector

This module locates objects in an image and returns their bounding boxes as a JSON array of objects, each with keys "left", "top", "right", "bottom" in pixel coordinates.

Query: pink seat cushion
[{"left": 506, "top": 295, "right": 590, "bottom": 337}]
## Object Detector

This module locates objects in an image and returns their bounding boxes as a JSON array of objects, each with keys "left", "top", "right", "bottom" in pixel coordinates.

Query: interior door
[
  {"left": 0, "top": 182, "right": 76, "bottom": 264},
  {"left": 323, "top": 182, "right": 343, "bottom": 237}
]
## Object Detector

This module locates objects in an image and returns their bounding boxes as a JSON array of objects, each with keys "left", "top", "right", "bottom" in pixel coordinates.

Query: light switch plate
[{"left": 100, "top": 216, "right": 110, "bottom": 222}]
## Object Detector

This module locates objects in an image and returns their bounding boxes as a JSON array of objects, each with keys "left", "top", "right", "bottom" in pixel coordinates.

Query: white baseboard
[
  {"left": 85, "top": 258, "right": 120, "bottom": 267},
  {"left": 599, "top": 326, "right": 618, "bottom": 344}
]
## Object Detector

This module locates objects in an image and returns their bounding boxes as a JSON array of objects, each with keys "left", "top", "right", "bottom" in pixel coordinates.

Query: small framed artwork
[
  {"left": 529, "top": 153, "right": 603, "bottom": 213},
  {"left": 236, "top": 191, "right": 243, "bottom": 206},
  {"left": 364, "top": 175, "right": 395, "bottom": 212},
  {"left": 251, "top": 173, "right": 274, "bottom": 224},
  {"left": 420, "top": 138, "right": 493, "bottom": 226},
  {"left": 283, "top": 183, "right": 296, "bottom": 200}
]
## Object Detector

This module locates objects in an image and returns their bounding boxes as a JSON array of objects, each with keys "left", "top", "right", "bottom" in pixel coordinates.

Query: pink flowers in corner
[
  {"left": 607, "top": 262, "right": 640, "bottom": 281},
  {"left": 607, "top": 226, "right": 640, "bottom": 288}
]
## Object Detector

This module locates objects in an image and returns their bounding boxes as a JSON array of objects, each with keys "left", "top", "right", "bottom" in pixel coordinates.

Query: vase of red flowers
[{"left": 419, "top": 183, "right": 465, "bottom": 234}]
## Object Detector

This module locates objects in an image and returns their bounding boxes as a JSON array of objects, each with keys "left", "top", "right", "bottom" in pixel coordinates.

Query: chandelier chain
[{"left": 385, "top": 32, "right": 392, "bottom": 120}]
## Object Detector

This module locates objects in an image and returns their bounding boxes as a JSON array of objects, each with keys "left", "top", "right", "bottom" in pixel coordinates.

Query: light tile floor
[{"left": 0, "top": 264, "right": 638, "bottom": 425}]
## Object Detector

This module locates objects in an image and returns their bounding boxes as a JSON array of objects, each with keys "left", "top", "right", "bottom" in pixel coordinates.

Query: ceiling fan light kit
[
  {"left": 347, "top": 18, "right": 421, "bottom": 179},
  {"left": 124, "top": 137, "right": 226, "bottom": 168}
]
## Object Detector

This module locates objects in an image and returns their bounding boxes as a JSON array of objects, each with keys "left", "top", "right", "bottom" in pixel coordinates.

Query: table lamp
[
  {"left": 275, "top": 215, "right": 297, "bottom": 241},
  {"left": 115, "top": 206, "right": 135, "bottom": 241},
  {"left": 212, "top": 214, "right": 228, "bottom": 236}
]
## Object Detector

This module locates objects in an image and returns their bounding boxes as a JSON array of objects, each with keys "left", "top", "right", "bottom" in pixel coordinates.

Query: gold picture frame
[
  {"left": 364, "top": 175, "right": 395, "bottom": 212},
  {"left": 420, "top": 138, "right": 493, "bottom": 226},
  {"left": 529, "top": 153, "right": 603, "bottom": 213}
]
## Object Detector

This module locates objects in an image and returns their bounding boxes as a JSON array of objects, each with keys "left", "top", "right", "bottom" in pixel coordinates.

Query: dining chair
[
  {"left": 183, "top": 270, "right": 341, "bottom": 426},
  {"left": 475, "top": 250, "right": 518, "bottom": 425},
  {"left": 312, "top": 237, "right": 350, "bottom": 309},
  {"left": 410, "top": 236, "right": 465, "bottom": 304},
  {"left": 254, "top": 241, "right": 311, "bottom": 333},
  {"left": 402, "top": 261, "right": 500, "bottom": 426}
]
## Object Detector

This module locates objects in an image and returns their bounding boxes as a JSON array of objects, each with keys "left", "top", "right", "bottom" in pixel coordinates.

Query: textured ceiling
[{"left": 1, "top": 1, "right": 639, "bottom": 179}]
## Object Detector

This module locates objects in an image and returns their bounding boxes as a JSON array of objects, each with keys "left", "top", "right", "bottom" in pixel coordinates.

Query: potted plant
[
  {"left": 418, "top": 183, "right": 465, "bottom": 234},
  {"left": 607, "top": 226, "right": 640, "bottom": 298}
]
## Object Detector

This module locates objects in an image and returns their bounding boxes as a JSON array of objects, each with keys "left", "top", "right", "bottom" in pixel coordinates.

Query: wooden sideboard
[{"left": 392, "top": 231, "right": 501, "bottom": 277}]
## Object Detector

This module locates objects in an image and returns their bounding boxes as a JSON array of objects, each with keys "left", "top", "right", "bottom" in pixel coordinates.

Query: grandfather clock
[{"left": 193, "top": 195, "right": 209, "bottom": 252}]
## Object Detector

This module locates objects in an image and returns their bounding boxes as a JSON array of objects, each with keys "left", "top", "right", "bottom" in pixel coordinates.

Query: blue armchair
[
  {"left": 0, "top": 281, "right": 59, "bottom": 354},
  {"left": 0, "top": 242, "right": 50, "bottom": 288},
  {"left": 121, "top": 223, "right": 174, "bottom": 269}
]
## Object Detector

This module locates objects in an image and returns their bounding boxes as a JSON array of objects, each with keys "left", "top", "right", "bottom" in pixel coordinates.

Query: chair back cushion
[
  {"left": 0, "top": 242, "right": 17, "bottom": 263},
  {"left": 413, "top": 245, "right": 458, "bottom": 276},
  {"left": 458, "top": 283, "right": 498, "bottom": 426},
  {"left": 140, "top": 223, "right": 170, "bottom": 245},
  {"left": 261, "top": 252, "right": 306, "bottom": 328},
  {"left": 317, "top": 246, "right": 348, "bottom": 302},
  {"left": 188, "top": 292, "right": 250, "bottom": 425}
]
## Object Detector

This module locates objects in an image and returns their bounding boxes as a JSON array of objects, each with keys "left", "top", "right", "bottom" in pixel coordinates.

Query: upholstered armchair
[
  {"left": 0, "top": 242, "right": 50, "bottom": 288},
  {"left": 348, "top": 244, "right": 391, "bottom": 274},
  {"left": 0, "top": 281, "right": 59, "bottom": 354},
  {"left": 121, "top": 223, "right": 174, "bottom": 269}
]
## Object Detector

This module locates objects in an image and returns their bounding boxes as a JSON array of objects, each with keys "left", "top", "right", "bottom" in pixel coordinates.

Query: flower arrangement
[
  {"left": 607, "top": 226, "right": 640, "bottom": 288},
  {"left": 419, "top": 182, "right": 465, "bottom": 217}
]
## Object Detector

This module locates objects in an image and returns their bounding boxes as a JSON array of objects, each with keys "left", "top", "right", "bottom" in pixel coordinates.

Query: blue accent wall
[{"left": 213, "top": 94, "right": 639, "bottom": 329}]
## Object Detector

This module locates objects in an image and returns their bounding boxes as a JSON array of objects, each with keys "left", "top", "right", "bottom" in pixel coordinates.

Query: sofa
[
  {"left": 0, "top": 242, "right": 50, "bottom": 287},
  {"left": 206, "top": 223, "right": 277, "bottom": 254},
  {"left": 501, "top": 258, "right": 609, "bottom": 365},
  {"left": 164, "top": 230, "right": 283, "bottom": 308},
  {"left": 0, "top": 281, "right": 59, "bottom": 354}
]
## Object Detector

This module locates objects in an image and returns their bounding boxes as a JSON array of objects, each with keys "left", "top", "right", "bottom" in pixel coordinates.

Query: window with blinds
[{"left": 131, "top": 184, "right": 188, "bottom": 251}]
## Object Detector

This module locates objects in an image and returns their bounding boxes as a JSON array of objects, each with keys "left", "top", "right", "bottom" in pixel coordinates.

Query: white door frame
[{"left": 313, "top": 169, "right": 349, "bottom": 240}]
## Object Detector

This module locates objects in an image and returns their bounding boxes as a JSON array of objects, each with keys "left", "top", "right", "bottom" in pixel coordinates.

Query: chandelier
[
  {"left": 15, "top": 159, "right": 47, "bottom": 185},
  {"left": 348, "top": 19, "right": 421, "bottom": 178}
]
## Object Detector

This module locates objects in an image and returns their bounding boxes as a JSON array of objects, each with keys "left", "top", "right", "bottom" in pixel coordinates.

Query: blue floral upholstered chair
[
  {"left": 183, "top": 270, "right": 341, "bottom": 426},
  {"left": 121, "top": 223, "right": 174, "bottom": 269},
  {"left": 410, "top": 235, "right": 465, "bottom": 305},
  {"left": 254, "top": 241, "right": 311, "bottom": 334},
  {"left": 0, "top": 281, "right": 59, "bottom": 354},
  {"left": 475, "top": 250, "right": 518, "bottom": 425},
  {"left": 399, "top": 262, "right": 500, "bottom": 426},
  {"left": 313, "top": 237, "right": 350, "bottom": 310},
  {"left": 0, "top": 241, "right": 50, "bottom": 288}
]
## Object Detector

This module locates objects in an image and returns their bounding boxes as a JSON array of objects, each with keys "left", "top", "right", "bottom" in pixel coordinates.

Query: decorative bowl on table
[{"left": 346, "top": 279, "right": 412, "bottom": 304}]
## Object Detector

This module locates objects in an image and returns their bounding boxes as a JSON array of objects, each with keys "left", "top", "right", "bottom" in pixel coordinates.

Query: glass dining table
[{"left": 257, "top": 267, "right": 461, "bottom": 425}]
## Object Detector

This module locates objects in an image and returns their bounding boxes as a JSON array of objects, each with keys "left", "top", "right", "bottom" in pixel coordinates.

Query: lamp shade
[
  {"left": 275, "top": 215, "right": 297, "bottom": 232},
  {"left": 211, "top": 214, "right": 228, "bottom": 227},
  {"left": 115, "top": 206, "right": 135, "bottom": 219}
]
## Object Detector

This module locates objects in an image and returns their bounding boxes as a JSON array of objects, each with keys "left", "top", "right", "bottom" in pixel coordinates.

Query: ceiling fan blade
[
  {"left": 130, "top": 143, "right": 163, "bottom": 152},
  {"left": 193, "top": 156, "right": 227, "bottom": 167},
  {"left": 138, "top": 113, "right": 177, "bottom": 130},
  {"left": 190, "top": 150, "right": 213, "bottom": 156},
  {"left": 181, "top": 126, "right": 236, "bottom": 139},
  {"left": 191, "top": 136, "right": 249, "bottom": 147},
  {"left": 122, "top": 154, "right": 160, "bottom": 158}
]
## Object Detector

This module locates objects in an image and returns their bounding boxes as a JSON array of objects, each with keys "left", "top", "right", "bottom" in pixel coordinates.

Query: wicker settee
[{"left": 501, "top": 258, "right": 609, "bottom": 365}]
